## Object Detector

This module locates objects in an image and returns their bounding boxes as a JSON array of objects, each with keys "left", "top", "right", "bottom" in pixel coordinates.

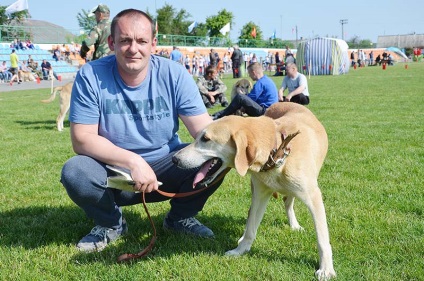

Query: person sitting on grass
[
  {"left": 278, "top": 62, "right": 310, "bottom": 105},
  {"left": 196, "top": 65, "right": 228, "bottom": 108},
  {"left": 211, "top": 62, "right": 278, "bottom": 120}
]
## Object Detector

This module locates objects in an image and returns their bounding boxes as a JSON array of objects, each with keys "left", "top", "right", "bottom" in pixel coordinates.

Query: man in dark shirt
[
  {"left": 41, "top": 59, "right": 58, "bottom": 80},
  {"left": 231, "top": 45, "right": 243, "bottom": 78}
]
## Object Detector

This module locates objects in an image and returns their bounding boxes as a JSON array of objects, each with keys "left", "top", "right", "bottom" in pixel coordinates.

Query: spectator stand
[{"left": 0, "top": 43, "right": 78, "bottom": 80}]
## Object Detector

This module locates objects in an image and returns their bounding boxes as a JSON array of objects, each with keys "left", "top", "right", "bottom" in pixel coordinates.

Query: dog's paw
[
  {"left": 224, "top": 249, "right": 245, "bottom": 256},
  {"left": 290, "top": 224, "right": 304, "bottom": 231},
  {"left": 315, "top": 268, "right": 336, "bottom": 281}
]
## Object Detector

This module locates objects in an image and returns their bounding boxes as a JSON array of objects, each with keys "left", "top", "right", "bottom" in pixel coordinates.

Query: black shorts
[{"left": 9, "top": 67, "right": 18, "bottom": 75}]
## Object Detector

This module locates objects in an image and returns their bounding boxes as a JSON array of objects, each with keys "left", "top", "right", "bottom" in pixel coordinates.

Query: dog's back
[
  {"left": 41, "top": 86, "right": 63, "bottom": 103},
  {"left": 265, "top": 102, "right": 328, "bottom": 176}
]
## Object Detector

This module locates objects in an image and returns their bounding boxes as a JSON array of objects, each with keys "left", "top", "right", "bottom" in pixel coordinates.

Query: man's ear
[{"left": 107, "top": 35, "right": 114, "bottom": 51}]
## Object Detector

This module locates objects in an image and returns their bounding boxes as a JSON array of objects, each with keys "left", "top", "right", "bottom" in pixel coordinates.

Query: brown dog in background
[
  {"left": 41, "top": 81, "right": 74, "bottom": 131},
  {"left": 173, "top": 102, "right": 336, "bottom": 280}
]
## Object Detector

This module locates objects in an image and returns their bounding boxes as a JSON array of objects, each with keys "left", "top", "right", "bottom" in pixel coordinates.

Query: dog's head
[
  {"left": 232, "top": 79, "right": 252, "bottom": 96},
  {"left": 173, "top": 116, "right": 276, "bottom": 188}
]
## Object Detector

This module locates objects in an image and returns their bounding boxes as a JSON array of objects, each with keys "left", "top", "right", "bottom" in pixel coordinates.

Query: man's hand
[{"left": 129, "top": 157, "right": 160, "bottom": 193}]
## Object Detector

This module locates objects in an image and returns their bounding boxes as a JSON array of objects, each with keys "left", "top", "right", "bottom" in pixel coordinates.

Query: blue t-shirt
[
  {"left": 170, "top": 49, "right": 182, "bottom": 62},
  {"left": 247, "top": 75, "right": 278, "bottom": 108},
  {"left": 69, "top": 55, "right": 206, "bottom": 162}
]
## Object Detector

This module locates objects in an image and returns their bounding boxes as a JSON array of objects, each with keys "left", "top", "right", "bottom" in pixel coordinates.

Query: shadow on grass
[
  {"left": 1, "top": 205, "right": 318, "bottom": 267},
  {"left": 0, "top": 205, "right": 239, "bottom": 261},
  {"left": 15, "top": 119, "right": 69, "bottom": 130}
]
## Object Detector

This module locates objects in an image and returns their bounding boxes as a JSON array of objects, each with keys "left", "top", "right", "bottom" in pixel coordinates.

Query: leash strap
[
  {"left": 116, "top": 167, "right": 231, "bottom": 263},
  {"left": 260, "top": 131, "right": 300, "bottom": 172}
]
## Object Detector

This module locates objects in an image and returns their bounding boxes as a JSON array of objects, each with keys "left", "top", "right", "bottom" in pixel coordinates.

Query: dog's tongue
[{"left": 193, "top": 159, "right": 213, "bottom": 187}]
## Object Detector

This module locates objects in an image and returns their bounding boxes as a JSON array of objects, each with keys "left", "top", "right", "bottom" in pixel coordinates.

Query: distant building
[{"left": 377, "top": 34, "right": 424, "bottom": 48}]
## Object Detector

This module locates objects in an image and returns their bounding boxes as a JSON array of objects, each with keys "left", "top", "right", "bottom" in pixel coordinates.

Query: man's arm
[
  {"left": 179, "top": 113, "right": 213, "bottom": 139},
  {"left": 196, "top": 77, "right": 209, "bottom": 95},
  {"left": 70, "top": 123, "right": 159, "bottom": 193},
  {"left": 278, "top": 87, "right": 286, "bottom": 101},
  {"left": 214, "top": 78, "right": 227, "bottom": 94},
  {"left": 286, "top": 75, "right": 307, "bottom": 100}
]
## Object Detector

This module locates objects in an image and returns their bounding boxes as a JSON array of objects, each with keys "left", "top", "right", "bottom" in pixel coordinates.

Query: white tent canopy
[{"left": 296, "top": 37, "right": 350, "bottom": 75}]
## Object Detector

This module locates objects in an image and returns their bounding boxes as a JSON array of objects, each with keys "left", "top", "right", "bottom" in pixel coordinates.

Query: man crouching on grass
[{"left": 60, "top": 8, "right": 225, "bottom": 252}]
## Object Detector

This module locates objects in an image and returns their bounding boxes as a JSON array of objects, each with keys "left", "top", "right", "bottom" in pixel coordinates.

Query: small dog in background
[
  {"left": 19, "top": 70, "right": 37, "bottom": 82},
  {"left": 41, "top": 81, "right": 74, "bottom": 131},
  {"left": 231, "top": 78, "right": 252, "bottom": 116}
]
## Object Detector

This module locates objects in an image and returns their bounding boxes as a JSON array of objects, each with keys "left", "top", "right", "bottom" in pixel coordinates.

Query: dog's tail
[{"left": 41, "top": 86, "right": 63, "bottom": 103}]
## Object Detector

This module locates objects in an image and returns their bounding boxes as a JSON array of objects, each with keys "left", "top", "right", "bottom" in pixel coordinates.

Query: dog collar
[{"left": 260, "top": 131, "right": 300, "bottom": 172}]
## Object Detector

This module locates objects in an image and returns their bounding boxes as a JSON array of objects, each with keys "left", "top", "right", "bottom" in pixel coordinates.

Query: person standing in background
[{"left": 81, "top": 4, "right": 113, "bottom": 60}]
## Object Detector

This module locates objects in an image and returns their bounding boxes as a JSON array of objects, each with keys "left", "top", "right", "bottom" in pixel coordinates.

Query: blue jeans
[{"left": 60, "top": 144, "right": 223, "bottom": 229}]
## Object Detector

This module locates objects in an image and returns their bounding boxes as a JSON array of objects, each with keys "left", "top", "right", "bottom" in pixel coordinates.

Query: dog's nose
[{"left": 172, "top": 156, "right": 179, "bottom": 165}]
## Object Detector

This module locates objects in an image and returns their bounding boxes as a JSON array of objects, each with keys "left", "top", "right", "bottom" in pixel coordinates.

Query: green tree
[
  {"left": 238, "top": 22, "right": 264, "bottom": 47},
  {"left": 240, "top": 22, "right": 262, "bottom": 40},
  {"left": 0, "top": 6, "right": 30, "bottom": 41},
  {"left": 156, "top": 4, "right": 191, "bottom": 35},
  {"left": 205, "top": 9, "right": 233, "bottom": 38},
  {"left": 0, "top": 6, "right": 29, "bottom": 25},
  {"left": 76, "top": 9, "right": 97, "bottom": 35},
  {"left": 347, "top": 36, "right": 373, "bottom": 48}
]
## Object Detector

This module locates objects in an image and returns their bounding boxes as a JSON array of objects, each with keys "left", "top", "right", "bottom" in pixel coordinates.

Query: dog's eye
[{"left": 201, "top": 134, "right": 210, "bottom": 142}]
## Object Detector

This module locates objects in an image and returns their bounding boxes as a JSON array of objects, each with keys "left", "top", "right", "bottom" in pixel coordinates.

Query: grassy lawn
[{"left": 0, "top": 62, "right": 423, "bottom": 280}]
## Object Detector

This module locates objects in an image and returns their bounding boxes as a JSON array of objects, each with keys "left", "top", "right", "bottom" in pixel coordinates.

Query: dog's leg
[
  {"left": 299, "top": 185, "right": 336, "bottom": 280},
  {"left": 57, "top": 92, "right": 70, "bottom": 131},
  {"left": 225, "top": 180, "right": 273, "bottom": 256},
  {"left": 283, "top": 196, "right": 303, "bottom": 231}
]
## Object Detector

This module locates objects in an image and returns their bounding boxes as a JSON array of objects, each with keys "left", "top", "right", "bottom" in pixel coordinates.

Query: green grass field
[{"left": 0, "top": 62, "right": 423, "bottom": 281}]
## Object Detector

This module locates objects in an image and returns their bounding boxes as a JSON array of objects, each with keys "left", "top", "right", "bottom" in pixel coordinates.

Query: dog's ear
[{"left": 232, "top": 130, "right": 256, "bottom": 176}]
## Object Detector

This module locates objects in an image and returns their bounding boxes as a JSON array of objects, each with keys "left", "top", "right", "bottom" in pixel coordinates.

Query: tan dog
[
  {"left": 19, "top": 70, "right": 36, "bottom": 82},
  {"left": 231, "top": 78, "right": 252, "bottom": 116},
  {"left": 41, "top": 81, "right": 74, "bottom": 131},
  {"left": 173, "top": 102, "right": 335, "bottom": 280}
]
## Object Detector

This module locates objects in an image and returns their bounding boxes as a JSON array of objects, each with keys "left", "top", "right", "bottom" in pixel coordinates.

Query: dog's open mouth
[{"left": 193, "top": 158, "right": 223, "bottom": 188}]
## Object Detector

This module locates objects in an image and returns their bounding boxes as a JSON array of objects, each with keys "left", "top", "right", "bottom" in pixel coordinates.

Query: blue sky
[{"left": 16, "top": 0, "right": 424, "bottom": 43}]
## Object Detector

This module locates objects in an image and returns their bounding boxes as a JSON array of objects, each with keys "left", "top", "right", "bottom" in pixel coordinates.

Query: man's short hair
[
  {"left": 247, "top": 62, "right": 262, "bottom": 72},
  {"left": 285, "top": 62, "right": 297, "bottom": 70},
  {"left": 205, "top": 65, "right": 217, "bottom": 76},
  {"left": 111, "top": 9, "right": 155, "bottom": 40}
]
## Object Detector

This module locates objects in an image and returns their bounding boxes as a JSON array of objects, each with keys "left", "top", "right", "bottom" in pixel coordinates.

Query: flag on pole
[
  {"left": 219, "top": 23, "right": 230, "bottom": 35},
  {"left": 188, "top": 21, "right": 198, "bottom": 33},
  {"left": 251, "top": 27, "right": 257, "bottom": 38},
  {"left": 5, "top": 0, "right": 29, "bottom": 15},
  {"left": 271, "top": 30, "right": 276, "bottom": 39}
]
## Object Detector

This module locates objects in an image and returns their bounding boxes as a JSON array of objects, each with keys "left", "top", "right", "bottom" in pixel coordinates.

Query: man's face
[
  {"left": 207, "top": 70, "right": 217, "bottom": 80},
  {"left": 95, "top": 11, "right": 102, "bottom": 23},
  {"left": 248, "top": 69, "right": 257, "bottom": 81},
  {"left": 108, "top": 14, "right": 157, "bottom": 78},
  {"left": 286, "top": 65, "right": 297, "bottom": 78}
]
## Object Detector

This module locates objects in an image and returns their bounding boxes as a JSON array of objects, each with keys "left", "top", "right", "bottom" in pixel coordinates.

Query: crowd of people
[{"left": 0, "top": 48, "right": 63, "bottom": 85}]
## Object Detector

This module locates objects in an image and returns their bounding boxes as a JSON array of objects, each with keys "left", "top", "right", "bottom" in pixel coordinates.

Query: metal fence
[{"left": 0, "top": 24, "right": 293, "bottom": 49}]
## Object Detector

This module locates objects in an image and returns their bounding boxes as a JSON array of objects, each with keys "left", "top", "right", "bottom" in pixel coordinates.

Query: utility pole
[
  {"left": 295, "top": 25, "right": 298, "bottom": 46},
  {"left": 280, "top": 15, "right": 283, "bottom": 40},
  {"left": 340, "top": 19, "right": 348, "bottom": 40}
]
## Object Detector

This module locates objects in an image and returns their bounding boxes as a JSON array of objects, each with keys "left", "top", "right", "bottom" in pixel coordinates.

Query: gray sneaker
[
  {"left": 76, "top": 219, "right": 128, "bottom": 252},
  {"left": 163, "top": 214, "right": 214, "bottom": 238}
]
